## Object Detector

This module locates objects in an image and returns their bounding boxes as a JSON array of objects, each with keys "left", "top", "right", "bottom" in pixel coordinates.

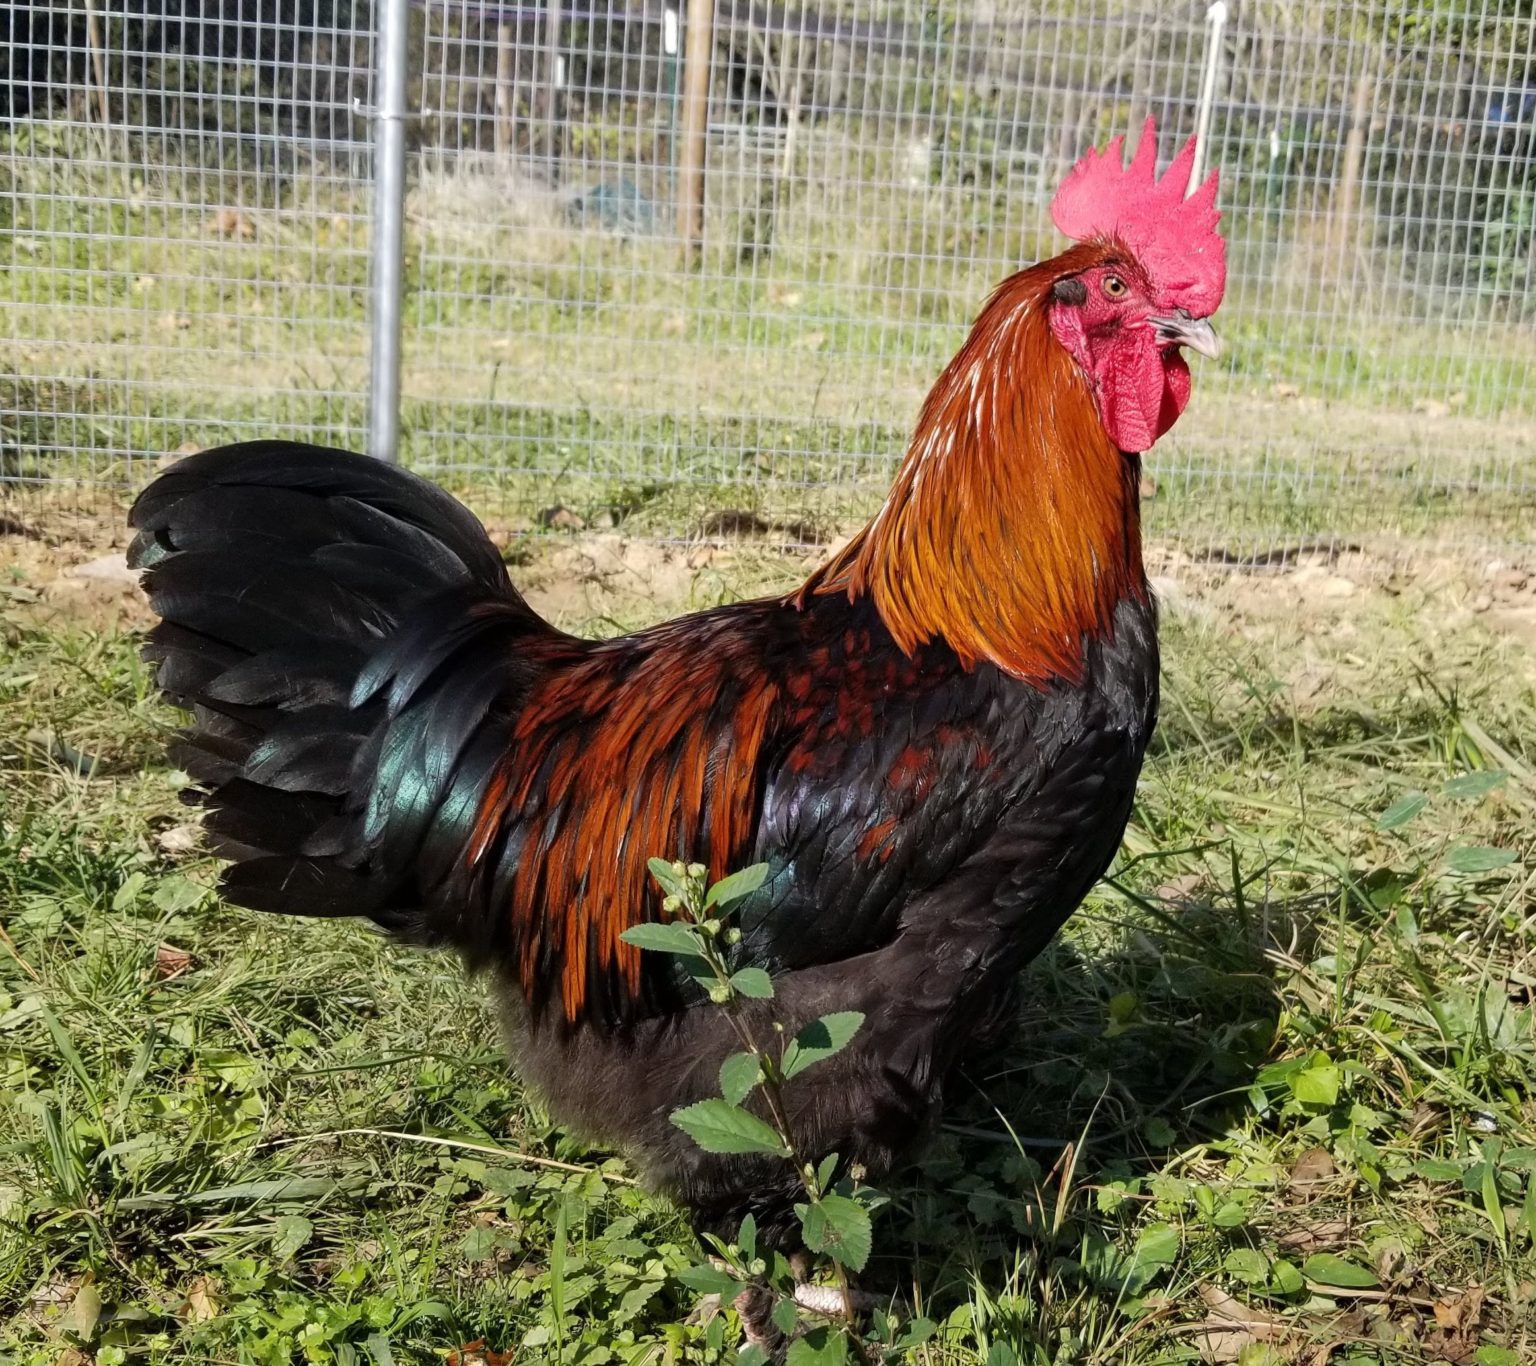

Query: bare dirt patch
[{"left": 8, "top": 487, "right": 1536, "bottom": 668}]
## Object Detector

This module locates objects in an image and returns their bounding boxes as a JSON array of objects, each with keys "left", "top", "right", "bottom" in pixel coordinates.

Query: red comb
[{"left": 1050, "top": 117, "right": 1225, "bottom": 317}]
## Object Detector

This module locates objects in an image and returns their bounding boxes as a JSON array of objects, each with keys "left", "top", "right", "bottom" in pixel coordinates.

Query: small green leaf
[
  {"left": 786, "top": 1327, "right": 849, "bottom": 1365},
  {"left": 898, "top": 1317, "right": 939, "bottom": 1348},
  {"left": 112, "top": 871, "right": 148, "bottom": 911},
  {"left": 271, "top": 1213, "right": 313, "bottom": 1262},
  {"left": 1475, "top": 1347, "right": 1522, "bottom": 1366},
  {"left": 1412, "top": 1159, "right": 1464, "bottom": 1182},
  {"left": 729, "top": 967, "right": 775, "bottom": 999},
  {"left": 675, "top": 1262, "right": 740, "bottom": 1297},
  {"left": 1442, "top": 771, "right": 1507, "bottom": 800},
  {"left": 363, "top": 1332, "right": 397, "bottom": 1366},
  {"left": 815, "top": 1152, "right": 840, "bottom": 1193},
  {"left": 1131, "top": 1222, "right": 1180, "bottom": 1270},
  {"left": 1269, "top": 1258, "right": 1305, "bottom": 1295},
  {"left": 737, "top": 1211, "right": 757, "bottom": 1261},
  {"left": 781, "top": 1012, "right": 865, "bottom": 1080},
  {"left": 460, "top": 1225, "right": 499, "bottom": 1262},
  {"left": 1223, "top": 1248, "right": 1270, "bottom": 1283},
  {"left": 798, "top": 1193, "right": 872, "bottom": 1271},
  {"left": 1141, "top": 1116, "right": 1177, "bottom": 1147},
  {"left": 152, "top": 876, "right": 206, "bottom": 914},
  {"left": 1290, "top": 1060, "right": 1341, "bottom": 1108},
  {"left": 1446, "top": 845, "right": 1517, "bottom": 875},
  {"left": 771, "top": 1296, "right": 801, "bottom": 1335},
  {"left": 620, "top": 922, "right": 704, "bottom": 956},
  {"left": 1482, "top": 1163, "right": 1508, "bottom": 1246},
  {"left": 1212, "top": 1201, "right": 1248, "bottom": 1229},
  {"left": 1301, "top": 1253, "right": 1379, "bottom": 1288},
  {"left": 719, "top": 1052, "right": 762, "bottom": 1107},
  {"left": 672, "top": 1100, "right": 789, "bottom": 1157},
  {"left": 737, "top": 1348, "right": 771, "bottom": 1366},
  {"left": 705, "top": 863, "right": 770, "bottom": 909},
  {"left": 1376, "top": 791, "right": 1428, "bottom": 830}
]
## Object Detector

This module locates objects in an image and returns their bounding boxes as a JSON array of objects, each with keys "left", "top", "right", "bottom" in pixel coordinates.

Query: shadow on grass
[{"left": 870, "top": 881, "right": 1301, "bottom": 1330}]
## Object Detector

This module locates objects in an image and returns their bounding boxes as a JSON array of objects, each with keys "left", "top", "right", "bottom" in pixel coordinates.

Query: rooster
[{"left": 130, "top": 119, "right": 1223, "bottom": 1249}]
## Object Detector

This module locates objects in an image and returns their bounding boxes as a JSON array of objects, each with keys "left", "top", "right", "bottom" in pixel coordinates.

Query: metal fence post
[{"left": 368, "top": 0, "right": 411, "bottom": 463}]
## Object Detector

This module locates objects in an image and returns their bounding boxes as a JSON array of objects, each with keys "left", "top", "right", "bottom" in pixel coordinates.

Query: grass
[{"left": 1, "top": 531, "right": 1534, "bottom": 1365}]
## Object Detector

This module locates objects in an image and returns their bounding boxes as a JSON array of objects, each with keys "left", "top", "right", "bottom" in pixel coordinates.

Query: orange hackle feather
[
  {"left": 798, "top": 241, "right": 1148, "bottom": 686},
  {"left": 468, "top": 625, "right": 777, "bottom": 1023}
]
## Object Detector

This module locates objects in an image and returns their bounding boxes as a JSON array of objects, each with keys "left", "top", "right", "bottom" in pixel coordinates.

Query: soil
[{"left": 6, "top": 491, "right": 1536, "bottom": 662}]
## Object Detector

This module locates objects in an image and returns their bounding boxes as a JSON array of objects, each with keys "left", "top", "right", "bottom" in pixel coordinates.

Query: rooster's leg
[{"left": 734, "top": 1284, "right": 787, "bottom": 1358}]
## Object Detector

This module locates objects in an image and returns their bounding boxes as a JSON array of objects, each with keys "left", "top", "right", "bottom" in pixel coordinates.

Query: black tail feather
[{"left": 131, "top": 440, "right": 552, "bottom": 932}]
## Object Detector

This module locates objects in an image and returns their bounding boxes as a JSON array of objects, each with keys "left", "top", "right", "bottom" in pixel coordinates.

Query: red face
[{"left": 1046, "top": 259, "right": 1220, "bottom": 454}]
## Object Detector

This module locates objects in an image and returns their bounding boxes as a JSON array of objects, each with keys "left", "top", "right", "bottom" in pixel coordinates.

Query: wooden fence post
[
  {"left": 494, "top": 21, "right": 516, "bottom": 159},
  {"left": 676, "top": 0, "right": 715, "bottom": 259},
  {"left": 1333, "top": 68, "right": 1375, "bottom": 256}
]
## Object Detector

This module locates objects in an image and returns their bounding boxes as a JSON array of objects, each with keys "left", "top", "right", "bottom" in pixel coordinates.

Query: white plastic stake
[
  {"left": 367, "top": 0, "right": 410, "bottom": 461},
  {"left": 1189, "top": 1, "right": 1229, "bottom": 195}
]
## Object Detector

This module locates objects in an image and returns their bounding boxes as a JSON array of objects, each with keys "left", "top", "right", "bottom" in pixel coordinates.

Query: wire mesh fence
[{"left": 5, "top": 2, "right": 1536, "bottom": 555}]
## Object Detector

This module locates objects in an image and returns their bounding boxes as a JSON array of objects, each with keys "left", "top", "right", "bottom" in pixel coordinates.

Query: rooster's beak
[{"left": 1151, "top": 311, "right": 1221, "bottom": 361}]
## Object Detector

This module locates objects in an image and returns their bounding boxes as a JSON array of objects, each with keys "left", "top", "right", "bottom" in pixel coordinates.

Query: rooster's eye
[{"left": 1102, "top": 275, "right": 1128, "bottom": 299}]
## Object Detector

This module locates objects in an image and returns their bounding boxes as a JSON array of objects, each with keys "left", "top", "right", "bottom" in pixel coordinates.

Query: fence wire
[{"left": 5, "top": 2, "right": 1536, "bottom": 555}]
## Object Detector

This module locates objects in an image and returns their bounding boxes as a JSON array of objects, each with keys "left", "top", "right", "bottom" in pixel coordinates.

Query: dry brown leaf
[
  {"left": 1423, "top": 1285, "right": 1484, "bottom": 1364},
  {"left": 156, "top": 823, "right": 202, "bottom": 857},
  {"left": 183, "top": 1274, "right": 220, "bottom": 1324},
  {"left": 1197, "top": 1283, "right": 1286, "bottom": 1326},
  {"left": 1277, "top": 1217, "right": 1350, "bottom": 1252},
  {"left": 1184, "top": 1283, "right": 1292, "bottom": 1363},
  {"left": 1374, "top": 1239, "right": 1409, "bottom": 1284},
  {"left": 154, "top": 943, "right": 194, "bottom": 980},
  {"left": 1155, "top": 872, "right": 1204, "bottom": 903},
  {"left": 1432, "top": 1284, "right": 1484, "bottom": 1332},
  {"left": 1423, "top": 1330, "right": 1479, "bottom": 1365},
  {"left": 1289, "top": 1147, "right": 1337, "bottom": 1188},
  {"left": 30, "top": 1275, "right": 81, "bottom": 1308},
  {"left": 1406, "top": 1101, "right": 1444, "bottom": 1139}
]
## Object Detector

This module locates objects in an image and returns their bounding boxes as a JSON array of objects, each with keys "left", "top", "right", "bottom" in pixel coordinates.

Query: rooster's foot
[{"left": 792, "top": 1282, "right": 879, "bottom": 1317}]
